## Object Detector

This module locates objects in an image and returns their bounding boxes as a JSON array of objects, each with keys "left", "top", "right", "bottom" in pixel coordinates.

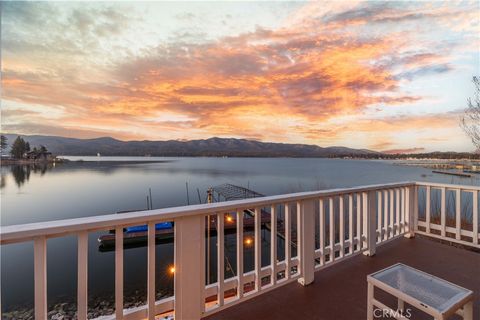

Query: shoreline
[{"left": 2, "top": 292, "right": 173, "bottom": 320}]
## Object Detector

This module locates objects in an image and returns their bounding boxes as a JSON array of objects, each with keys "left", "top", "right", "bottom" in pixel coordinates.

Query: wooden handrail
[{"left": 0, "top": 181, "right": 416, "bottom": 244}]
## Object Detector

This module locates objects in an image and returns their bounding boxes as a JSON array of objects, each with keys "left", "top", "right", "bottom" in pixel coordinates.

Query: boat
[
  {"left": 98, "top": 208, "right": 273, "bottom": 251},
  {"left": 97, "top": 184, "right": 271, "bottom": 251},
  {"left": 463, "top": 169, "right": 480, "bottom": 174}
]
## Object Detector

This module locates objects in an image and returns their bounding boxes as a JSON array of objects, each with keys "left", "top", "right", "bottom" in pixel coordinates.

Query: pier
[{"left": 432, "top": 170, "right": 471, "bottom": 177}]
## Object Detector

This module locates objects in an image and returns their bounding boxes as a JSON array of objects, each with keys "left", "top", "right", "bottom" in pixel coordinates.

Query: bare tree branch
[{"left": 461, "top": 76, "right": 480, "bottom": 151}]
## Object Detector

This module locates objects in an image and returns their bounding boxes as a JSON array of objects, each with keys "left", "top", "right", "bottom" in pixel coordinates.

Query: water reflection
[
  {"left": 2, "top": 163, "right": 53, "bottom": 188},
  {"left": 0, "top": 160, "right": 177, "bottom": 190}
]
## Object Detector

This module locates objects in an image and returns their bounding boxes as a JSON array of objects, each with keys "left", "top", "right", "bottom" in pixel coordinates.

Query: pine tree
[{"left": 10, "top": 137, "right": 26, "bottom": 159}]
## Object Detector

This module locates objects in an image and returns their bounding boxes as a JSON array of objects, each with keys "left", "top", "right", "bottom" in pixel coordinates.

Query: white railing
[
  {"left": 415, "top": 182, "right": 480, "bottom": 248},
  {"left": 0, "top": 181, "right": 478, "bottom": 320}
]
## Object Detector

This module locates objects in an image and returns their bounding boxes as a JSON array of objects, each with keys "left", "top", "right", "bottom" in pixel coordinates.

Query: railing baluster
[
  {"left": 383, "top": 190, "right": 388, "bottom": 240},
  {"left": 426, "top": 186, "right": 431, "bottom": 234},
  {"left": 389, "top": 189, "right": 394, "bottom": 238},
  {"left": 270, "top": 205, "right": 277, "bottom": 285},
  {"left": 363, "top": 191, "right": 377, "bottom": 256},
  {"left": 405, "top": 186, "right": 416, "bottom": 238},
  {"left": 414, "top": 185, "right": 419, "bottom": 232},
  {"left": 77, "top": 232, "right": 88, "bottom": 320},
  {"left": 400, "top": 188, "right": 405, "bottom": 233},
  {"left": 236, "top": 210, "right": 244, "bottom": 298},
  {"left": 217, "top": 213, "right": 225, "bottom": 306},
  {"left": 348, "top": 194, "right": 353, "bottom": 254},
  {"left": 319, "top": 199, "right": 325, "bottom": 264},
  {"left": 34, "top": 236, "right": 47, "bottom": 320},
  {"left": 329, "top": 197, "right": 335, "bottom": 262},
  {"left": 147, "top": 222, "right": 156, "bottom": 320},
  {"left": 441, "top": 187, "right": 446, "bottom": 237},
  {"left": 473, "top": 191, "right": 478, "bottom": 245},
  {"left": 339, "top": 196, "right": 344, "bottom": 258},
  {"left": 455, "top": 189, "right": 461, "bottom": 240},
  {"left": 356, "top": 194, "right": 362, "bottom": 250},
  {"left": 377, "top": 192, "right": 382, "bottom": 242},
  {"left": 115, "top": 227, "right": 124, "bottom": 319},
  {"left": 395, "top": 189, "right": 400, "bottom": 236},
  {"left": 254, "top": 207, "right": 261, "bottom": 291},
  {"left": 285, "top": 204, "right": 291, "bottom": 279},
  {"left": 296, "top": 202, "right": 302, "bottom": 271},
  {"left": 362, "top": 192, "right": 368, "bottom": 249}
]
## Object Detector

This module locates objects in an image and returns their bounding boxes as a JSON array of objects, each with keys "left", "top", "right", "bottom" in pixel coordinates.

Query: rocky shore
[{"left": 2, "top": 292, "right": 173, "bottom": 320}]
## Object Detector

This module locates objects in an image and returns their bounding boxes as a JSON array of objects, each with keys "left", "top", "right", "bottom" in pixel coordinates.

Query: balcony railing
[{"left": 0, "top": 181, "right": 478, "bottom": 320}]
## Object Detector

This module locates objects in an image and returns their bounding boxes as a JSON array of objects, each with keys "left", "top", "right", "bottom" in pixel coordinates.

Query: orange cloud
[{"left": 1, "top": 1, "right": 477, "bottom": 151}]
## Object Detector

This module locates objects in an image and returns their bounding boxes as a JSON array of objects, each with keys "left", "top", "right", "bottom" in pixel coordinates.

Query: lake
[{"left": 1, "top": 157, "right": 477, "bottom": 317}]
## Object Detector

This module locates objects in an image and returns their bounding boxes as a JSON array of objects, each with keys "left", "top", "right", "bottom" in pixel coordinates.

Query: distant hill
[{"left": 1, "top": 134, "right": 380, "bottom": 157}]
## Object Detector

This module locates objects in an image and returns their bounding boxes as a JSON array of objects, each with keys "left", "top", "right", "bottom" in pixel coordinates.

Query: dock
[
  {"left": 98, "top": 209, "right": 273, "bottom": 250},
  {"left": 432, "top": 170, "right": 471, "bottom": 177}
]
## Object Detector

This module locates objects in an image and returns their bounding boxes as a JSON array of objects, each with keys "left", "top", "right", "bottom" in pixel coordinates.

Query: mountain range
[{"left": 2, "top": 134, "right": 379, "bottom": 157}]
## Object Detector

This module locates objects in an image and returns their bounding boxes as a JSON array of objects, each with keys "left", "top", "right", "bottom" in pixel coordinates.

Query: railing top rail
[
  {"left": 414, "top": 181, "right": 480, "bottom": 191},
  {"left": 0, "top": 181, "right": 416, "bottom": 244}
]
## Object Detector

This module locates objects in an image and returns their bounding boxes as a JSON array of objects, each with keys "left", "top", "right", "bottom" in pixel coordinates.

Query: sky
[{"left": 1, "top": 1, "right": 479, "bottom": 152}]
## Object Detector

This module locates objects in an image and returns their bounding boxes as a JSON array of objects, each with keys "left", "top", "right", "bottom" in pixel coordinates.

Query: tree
[
  {"left": 0, "top": 135, "right": 7, "bottom": 152},
  {"left": 10, "top": 136, "right": 27, "bottom": 159},
  {"left": 40, "top": 145, "right": 47, "bottom": 152},
  {"left": 461, "top": 76, "right": 480, "bottom": 150},
  {"left": 25, "top": 142, "right": 31, "bottom": 153}
]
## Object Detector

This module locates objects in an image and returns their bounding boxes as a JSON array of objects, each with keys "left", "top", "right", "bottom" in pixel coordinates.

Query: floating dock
[
  {"left": 98, "top": 209, "right": 273, "bottom": 250},
  {"left": 432, "top": 170, "right": 471, "bottom": 178}
]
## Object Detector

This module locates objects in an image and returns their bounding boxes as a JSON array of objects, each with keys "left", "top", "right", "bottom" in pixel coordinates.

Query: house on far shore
[{"left": 24, "top": 150, "right": 54, "bottom": 162}]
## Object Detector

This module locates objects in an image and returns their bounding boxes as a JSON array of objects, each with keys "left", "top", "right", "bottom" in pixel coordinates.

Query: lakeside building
[{"left": 24, "top": 150, "right": 54, "bottom": 162}]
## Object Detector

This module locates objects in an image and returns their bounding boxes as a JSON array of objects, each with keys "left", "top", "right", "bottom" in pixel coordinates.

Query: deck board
[{"left": 203, "top": 236, "right": 480, "bottom": 320}]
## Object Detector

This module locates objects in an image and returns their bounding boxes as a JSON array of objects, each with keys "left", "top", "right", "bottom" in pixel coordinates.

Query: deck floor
[{"left": 203, "top": 236, "right": 480, "bottom": 320}]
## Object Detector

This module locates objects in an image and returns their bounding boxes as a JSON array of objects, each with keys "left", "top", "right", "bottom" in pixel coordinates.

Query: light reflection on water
[{"left": 1, "top": 157, "right": 478, "bottom": 314}]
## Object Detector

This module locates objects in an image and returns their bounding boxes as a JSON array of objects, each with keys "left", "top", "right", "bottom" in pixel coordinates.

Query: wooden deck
[{"left": 203, "top": 236, "right": 480, "bottom": 320}]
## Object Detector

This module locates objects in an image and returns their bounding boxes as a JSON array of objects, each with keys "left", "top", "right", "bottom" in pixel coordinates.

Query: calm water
[{"left": 1, "top": 157, "right": 478, "bottom": 314}]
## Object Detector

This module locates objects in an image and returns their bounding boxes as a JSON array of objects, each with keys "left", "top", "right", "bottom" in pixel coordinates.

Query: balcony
[
  {"left": 205, "top": 236, "right": 479, "bottom": 320},
  {"left": 1, "top": 181, "right": 478, "bottom": 319}
]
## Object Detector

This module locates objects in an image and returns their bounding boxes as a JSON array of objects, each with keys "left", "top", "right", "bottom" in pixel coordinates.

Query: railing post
[
  {"left": 473, "top": 191, "right": 478, "bottom": 246},
  {"left": 405, "top": 185, "right": 416, "bottom": 238},
  {"left": 298, "top": 199, "right": 315, "bottom": 286},
  {"left": 115, "top": 227, "right": 124, "bottom": 319},
  {"left": 34, "top": 236, "right": 47, "bottom": 320},
  {"left": 363, "top": 191, "right": 376, "bottom": 257},
  {"left": 77, "top": 232, "right": 88, "bottom": 320},
  {"left": 174, "top": 215, "right": 205, "bottom": 320}
]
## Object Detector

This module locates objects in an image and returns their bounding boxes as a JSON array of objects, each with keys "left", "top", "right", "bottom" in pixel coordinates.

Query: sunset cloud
[{"left": 1, "top": 1, "right": 478, "bottom": 152}]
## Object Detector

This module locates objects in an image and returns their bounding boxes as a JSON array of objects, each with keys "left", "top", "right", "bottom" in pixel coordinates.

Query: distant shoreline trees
[
  {"left": 0, "top": 135, "right": 7, "bottom": 153},
  {"left": 8, "top": 136, "right": 49, "bottom": 159}
]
